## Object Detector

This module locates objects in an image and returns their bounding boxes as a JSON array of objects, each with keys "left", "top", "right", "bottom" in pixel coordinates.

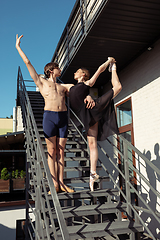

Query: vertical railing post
[
  {"left": 35, "top": 148, "right": 42, "bottom": 240},
  {"left": 123, "top": 141, "right": 134, "bottom": 240},
  {"left": 80, "top": 0, "right": 84, "bottom": 35},
  {"left": 67, "top": 25, "right": 69, "bottom": 64},
  {"left": 67, "top": 97, "right": 70, "bottom": 123},
  {"left": 56, "top": 51, "right": 58, "bottom": 63},
  {"left": 83, "top": 0, "right": 88, "bottom": 34},
  {"left": 123, "top": 141, "right": 131, "bottom": 215},
  {"left": 17, "top": 67, "right": 20, "bottom": 104},
  {"left": 25, "top": 148, "right": 30, "bottom": 240}
]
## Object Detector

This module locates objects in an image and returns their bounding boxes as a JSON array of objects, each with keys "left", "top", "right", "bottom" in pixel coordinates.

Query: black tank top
[
  {"left": 69, "top": 82, "right": 119, "bottom": 140},
  {"left": 69, "top": 82, "right": 90, "bottom": 113}
]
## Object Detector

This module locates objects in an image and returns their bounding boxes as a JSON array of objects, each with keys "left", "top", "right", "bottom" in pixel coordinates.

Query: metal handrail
[
  {"left": 17, "top": 67, "right": 70, "bottom": 240},
  {"left": 97, "top": 140, "right": 160, "bottom": 240},
  {"left": 69, "top": 115, "right": 160, "bottom": 239},
  {"left": 18, "top": 70, "right": 160, "bottom": 239},
  {"left": 51, "top": 0, "right": 109, "bottom": 70},
  {"left": 56, "top": 83, "right": 160, "bottom": 239}
]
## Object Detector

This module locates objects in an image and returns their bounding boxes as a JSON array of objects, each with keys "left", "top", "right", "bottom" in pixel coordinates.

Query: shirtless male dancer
[{"left": 16, "top": 34, "right": 74, "bottom": 193}]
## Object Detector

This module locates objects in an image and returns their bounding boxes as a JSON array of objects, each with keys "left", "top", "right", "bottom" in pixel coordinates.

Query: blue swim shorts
[{"left": 43, "top": 111, "right": 68, "bottom": 139}]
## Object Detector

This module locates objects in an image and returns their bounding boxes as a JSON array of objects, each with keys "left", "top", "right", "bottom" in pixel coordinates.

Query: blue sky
[{"left": 0, "top": 0, "right": 76, "bottom": 118}]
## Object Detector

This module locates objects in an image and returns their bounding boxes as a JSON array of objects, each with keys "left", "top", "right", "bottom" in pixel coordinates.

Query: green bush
[
  {"left": 1, "top": 168, "right": 10, "bottom": 180},
  {"left": 15, "top": 169, "right": 19, "bottom": 179},
  {"left": 11, "top": 169, "right": 26, "bottom": 179},
  {"left": 20, "top": 170, "right": 26, "bottom": 178}
]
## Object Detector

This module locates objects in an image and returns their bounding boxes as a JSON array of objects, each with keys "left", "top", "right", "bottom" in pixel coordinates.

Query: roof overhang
[
  {"left": 52, "top": 0, "right": 160, "bottom": 87},
  {"left": 0, "top": 131, "right": 25, "bottom": 150}
]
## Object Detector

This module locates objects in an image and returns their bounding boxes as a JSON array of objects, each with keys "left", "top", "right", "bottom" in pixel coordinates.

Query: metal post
[
  {"left": 35, "top": 149, "right": 41, "bottom": 240},
  {"left": 67, "top": 25, "right": 69, "bottom": 64},
  {"left": 80, "top": 0, "right": 84, "bottom": 35},
  {"left": 83, "top": 0, "right": 88, "bottom": 34},
  {"left": 123, "top": 141, "right": 134, "bottom": 240},
  {"left": 25, "top": 149, "right": 29, "bottom": 240}
]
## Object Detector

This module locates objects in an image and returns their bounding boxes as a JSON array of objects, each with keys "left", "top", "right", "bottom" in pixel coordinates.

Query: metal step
[
  {"left": 29, "top": 188, "right": 119, "bottom": 202},
  {"left": 64, "top": 148, "right": 88, "bottom": 153},
  {"left": 56, "top": 188, "right": 119, "bottom": 200},
  {"left": 64, "top": 175, "right": 109, "bottom": 184},
  {"left": 55, "top": 221, "right": 144, "bottom": 239},
  {"left": 63, "top": 166, "right": 102, "bottom": 172},
  {"left": 32, "top": 109, "right": 44, "bottom": 113},
  {"left": 30, "top": 99, "right": 44, "bottom": 102},
  {"left": 42, "top": 155, "right": 90, "bottom": 162},
  {"left": 66, "top": 140, "right": 85, "bottom": 145},
  {"left": 64, "top": 156, "right": 89, "bottom": 162},
  {"left": 43, "top": 148, "right": 89, "bottom": 157},
  {"left": 29, "top": 165, "right": 102, "bottom": 173},
  {"left": 34, "top": 114, "right": 43, "bottom": 118},
  {"left": 30, "top": 176, "right": 109, "bottom": 188},
  {"left": 41, "top": 140, "right": 86, "bottom": 147},
  {"left": 51, "top": 202, "right": 127, "bottom": 219},
  {"left": 38, "top": 133, "right": 82, "bottom": 140}
]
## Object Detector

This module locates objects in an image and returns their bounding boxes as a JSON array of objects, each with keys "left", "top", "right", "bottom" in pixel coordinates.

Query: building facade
[
  {"left": 113, "top": 38, "right": 160, "bottom": 238},
  {"left": 0, "top": 118, "right": 13, "bottom": 135}
]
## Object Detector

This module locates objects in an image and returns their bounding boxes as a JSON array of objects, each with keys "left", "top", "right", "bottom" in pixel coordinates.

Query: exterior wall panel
[
  {"left": 115, "top": 39, "right": 160, "bottom": 159},
  {"left": 0, "top": 119, "right": 13, "bottom": 135},
  {"left": 114, "top": 39, "right": 160, "bottom": 238}
]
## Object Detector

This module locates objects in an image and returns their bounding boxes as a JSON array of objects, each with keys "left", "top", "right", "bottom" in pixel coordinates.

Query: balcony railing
[{"left": 51, "top": 0, "right": 109, "bottom": 72}]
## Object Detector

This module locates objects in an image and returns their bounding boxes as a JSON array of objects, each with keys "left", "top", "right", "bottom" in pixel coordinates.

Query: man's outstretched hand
[{"left": 16, "top": 34, "right": 23, "bottom": 49}]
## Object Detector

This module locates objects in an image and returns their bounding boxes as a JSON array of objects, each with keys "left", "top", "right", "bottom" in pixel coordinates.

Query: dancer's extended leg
[
  {"left": 110, "top": 63, "right": 122, "bottom": 98},
  {"left": 87, "top": 122, "right": 99, "bottom": 191}
]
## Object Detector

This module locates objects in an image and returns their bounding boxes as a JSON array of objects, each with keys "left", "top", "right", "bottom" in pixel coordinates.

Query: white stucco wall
[
  {"left": 114, "top": 39, "right": 160, "bottom": 238},
  {"left": 17, "top": 106, "right": 24, "bottom": 132},
  {"left": 13, "top": 106, "right": 24, "bottom": 132},
  {"left": 115, "top": 40, "right": 160, "bottom": 156}
]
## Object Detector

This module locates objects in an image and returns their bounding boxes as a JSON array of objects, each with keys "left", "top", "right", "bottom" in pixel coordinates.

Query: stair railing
[
  {"left": 68, "top": 107, "right": 160, "bottom": 239},
  {"left": 17, "top": 67, "right": 70, "bottom": 240},
  {"left": 98, "top": 135, "right": 160, "bottom": 240},
  {"left": 17, "top": 69, "right": 160, "bottom": 239},
  {"left": 69, "top": 114, "right": 160, "bottom": 239},
  {"left": 51, "top": 0, "right": 109, "bottom": 71},
  {"left": 57, "top": 78, "right": 160, "bottom": 239}
]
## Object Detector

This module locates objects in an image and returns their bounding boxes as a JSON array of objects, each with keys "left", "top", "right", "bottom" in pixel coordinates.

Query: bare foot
[
  {"left": 48, "top": 185, "right": 59, "bottom": 195},
  {"left": 60, "top": 184, "right": 74, "bottom": 193}
]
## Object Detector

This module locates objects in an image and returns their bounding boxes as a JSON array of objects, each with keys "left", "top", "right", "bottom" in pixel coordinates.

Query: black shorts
[{"left": 43, "top": 110, "right": 68, "bottom": 138}]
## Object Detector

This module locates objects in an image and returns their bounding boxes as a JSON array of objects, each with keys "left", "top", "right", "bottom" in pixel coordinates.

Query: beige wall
[
  {"left": 0, "top": 118, "right": 13, "bottom": 135},
  {"left": 98, "top": 38, "right": 160, "bottom": 238},
  {"left": 115, "top": 38, "right": 160, "bottom": 161},
  {"left": 113, "top": 38, "right": 160, "bottom": 238}
]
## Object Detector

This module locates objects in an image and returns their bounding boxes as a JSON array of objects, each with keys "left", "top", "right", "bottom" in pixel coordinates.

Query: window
[{"left": 117, "top": 100, "right": 132, "bottom": 128}]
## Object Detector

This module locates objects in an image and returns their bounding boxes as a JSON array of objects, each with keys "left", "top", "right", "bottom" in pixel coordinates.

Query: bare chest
[{"left": 42, "top": 82, "right": 66, "bottom": 98}]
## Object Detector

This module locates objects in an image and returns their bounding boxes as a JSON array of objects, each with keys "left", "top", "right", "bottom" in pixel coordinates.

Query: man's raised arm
[{"left": 16, "top": 34, "right": 42, "bottom": 87}]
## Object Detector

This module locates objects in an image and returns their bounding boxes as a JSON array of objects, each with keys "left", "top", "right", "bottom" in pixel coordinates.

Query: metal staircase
[{"left": 16, "top": 67, "right": 160, "bottom": 240}]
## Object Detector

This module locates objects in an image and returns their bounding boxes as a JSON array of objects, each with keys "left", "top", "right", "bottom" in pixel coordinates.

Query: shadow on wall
[
  {"left": 0, "top": 224, "right": 15, "bottom": 240},
  {"left": 138, "top": 143, "right": 160, "bottom": 239}
]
